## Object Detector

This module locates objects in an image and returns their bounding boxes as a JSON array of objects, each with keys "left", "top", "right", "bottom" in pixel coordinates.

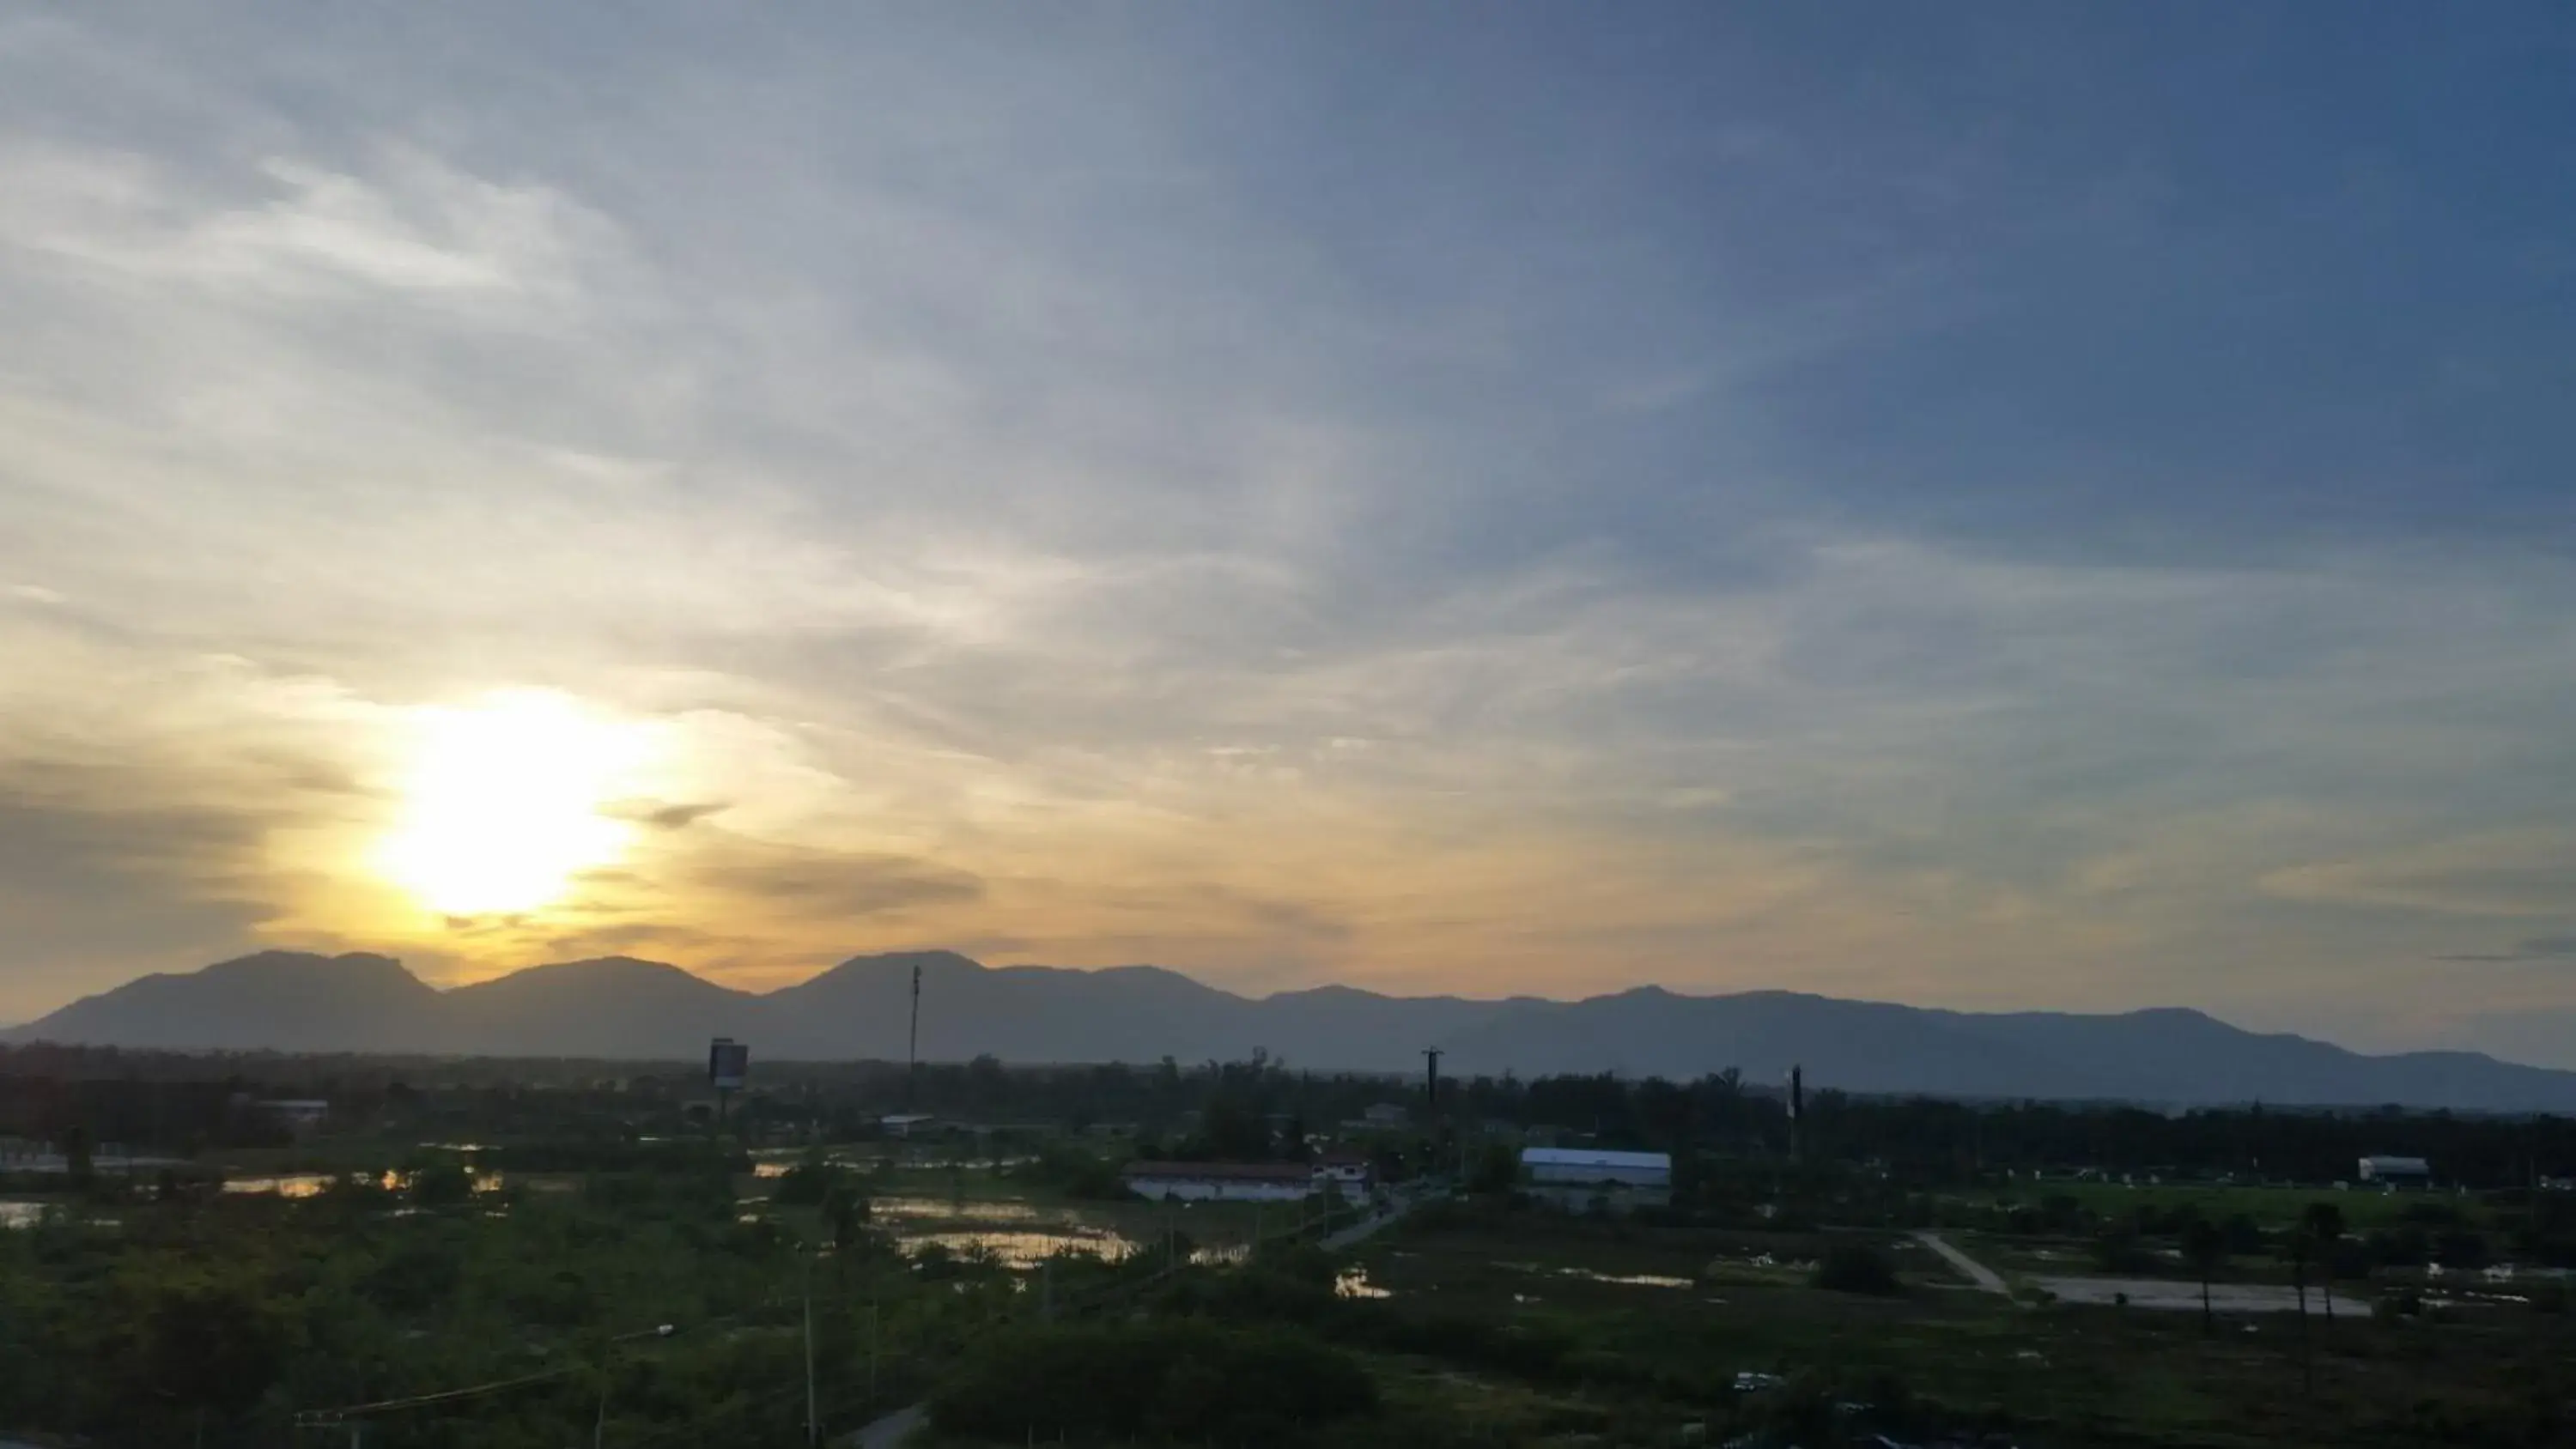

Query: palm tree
[
  {"left": 2181, "top": 1218, "right": 2226, "bottom": 1337},
  {"left": 2303, "top": 1201, "right": 2346, "bottom": 1325}
]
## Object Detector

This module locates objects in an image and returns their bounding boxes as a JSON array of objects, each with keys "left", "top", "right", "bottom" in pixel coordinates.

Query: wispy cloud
[
  {"left": 0, "top": 6, "right": 2571, "bottom": 1065},
  {"left": 2438, "top": 935, "right": 2576, "bottom": 964}
]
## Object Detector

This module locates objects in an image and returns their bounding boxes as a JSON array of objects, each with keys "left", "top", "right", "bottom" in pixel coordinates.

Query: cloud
[
  {"left": 606, "top": 799, "right": 729, "bottom": 831},
  {"left": 2261, "top": 833, "right": 2576, "bottom": 919},
  {"left": 0, "top": 791, "right": 281, "bottom": 1016},
  {"left": 2437, "top": 935, "right": 2576, "bottom": 964},
  {"left": 685, "top": 840, "right": 986, "bottom": 920},
  {"left": 0, "top": 7, "right": 2571, "bottom": 1052},
  {"left": 0, "top": 142, "right": 623, "bottom": 317}
]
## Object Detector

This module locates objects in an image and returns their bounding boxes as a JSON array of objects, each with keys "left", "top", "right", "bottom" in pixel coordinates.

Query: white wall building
[
  {"left": 1312, "top": 1151, "right": 1372, "bottom": 1191},
  {"left": 1521, "top": 1148, "right": 1672, "bottom": 1189},
  {"left": 2358, "top": 1155, "right": 2431, "bottom": 1185},
  {"left": 1123, "top": 1161, "right": 1315, "bottom": 1203}
]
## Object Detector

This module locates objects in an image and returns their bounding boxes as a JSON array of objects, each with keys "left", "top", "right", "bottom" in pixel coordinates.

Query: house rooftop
[
  {"left": 1122, "top": 1161, "right": 1315, "bottom": 1183},
  {"left": 1520, "top": 1148, "right": 1671, "bottom": 1170}
]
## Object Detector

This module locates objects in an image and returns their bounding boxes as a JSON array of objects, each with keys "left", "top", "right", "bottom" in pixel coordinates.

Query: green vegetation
[
  {"left": 928, "top": 1322, "right": 1377, "bottom": 1446},
  {"left": 1813, "top": 1240, "right": 1903, "bottom": 1294},
  {"left": 6, "top": 1046, "right": 2576, "bottom": 1445}
]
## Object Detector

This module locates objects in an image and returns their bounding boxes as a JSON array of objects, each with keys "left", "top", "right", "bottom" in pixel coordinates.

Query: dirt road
[{"left": 1912, "top": 1230, "right": 2009, "bottom": 1294}]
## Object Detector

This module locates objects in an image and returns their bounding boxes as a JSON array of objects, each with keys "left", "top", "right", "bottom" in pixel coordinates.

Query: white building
[
  {"left": 1122, "top": 1161, "right": 1315, "bottom": 1203},
  {"left": 1521, "top": 1148, "right": 1672, "bottom": 1189},
  {"left": 258, "top": 1100, "right": 331, "bottom": 1131},
  {"left": 2358, "top": 1155, "right": 2431, "bottom": 1185},
  {"left": 1312, "top": 1150, "right": 1372, "bottom": 1191}
]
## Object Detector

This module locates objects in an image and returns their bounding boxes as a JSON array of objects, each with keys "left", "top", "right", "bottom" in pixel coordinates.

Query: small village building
[
  {"left": 1521, "top": 1148, "right": 1672, "bottom": 1189},
  {"left": 1312, "top": 1149, "right": 1373, "bottom": 1191},
  {"left": 1122, "top": 1161, "right": 1315, "bottom": 1203},
  {"left": 1520, "top": 1147, "right": 1674, "bottom": 1211},
  {"left": 2357, "top": 1155, "right": 2431, "bottom": 1186}
]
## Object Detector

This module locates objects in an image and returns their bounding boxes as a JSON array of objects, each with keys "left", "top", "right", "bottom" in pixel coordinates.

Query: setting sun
[{"left": 374, "top": 691, "right": 653, "bottom": 917}]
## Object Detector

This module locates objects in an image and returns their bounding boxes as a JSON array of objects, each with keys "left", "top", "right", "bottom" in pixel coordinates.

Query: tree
[
  {"left": 408, "top": 1161, "right": 476, "bottom": 1207},
  {"left": 1196, "top": 1091, "right": 1273, "bottom": 1161},
  {"left": 1813, "top": 1243, "right": 1901, "bottom": 1295},
  {"left": 2302, "top": 1201, "right": 2345, "bottom": 1325},
  {"left": 122, "top": 1265, "right": 293, "bottom": 1426},
  {"left": 61, "top": 1123, "right": 94, "bottom": 1188},
  {"left": 1466, "top": 1140, "right": 1519, "bottom": 1196},
  {"left": 2180, "top": 1218, "right": 2226, "bottom": 1337},
  {"left": 822, "top": 1179, "right": 869, "bottom": 1251}
]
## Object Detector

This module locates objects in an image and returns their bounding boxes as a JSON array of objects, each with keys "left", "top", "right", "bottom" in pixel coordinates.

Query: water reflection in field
[
  {"left": 221, "top": 1170, "right": 504, "bottom": 1197},
  {"left": 869, "top": 1196, "right": 1044, "bottom": 1223},
  {"left": 1335, "top": 1264, "right": 1393, "bottom": 1299},
  {"left": 902, "top": 1228, "right": 1139, "bottom": 1266},
  {"left": 224, "top": 1173, "right": 361, "bottom": 1197}
]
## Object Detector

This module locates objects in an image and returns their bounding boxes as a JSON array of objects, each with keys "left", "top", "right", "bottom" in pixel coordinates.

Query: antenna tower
[{"left": 906, "top": 963, "right": 923, "bottom": 1108}]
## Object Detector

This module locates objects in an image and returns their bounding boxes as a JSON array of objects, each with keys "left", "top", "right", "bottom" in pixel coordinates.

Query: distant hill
[
  {"left": 12, "top": 949, "right": 2576, "bottom": 1112},
  {"left": 13, "top": 951, "right": 444, "bottom": 1054}
]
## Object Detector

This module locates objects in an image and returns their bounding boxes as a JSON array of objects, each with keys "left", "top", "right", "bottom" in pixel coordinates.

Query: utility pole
[
  {"left": 868, "top": 1301, "right": 880, "bottom": 1406},
  {"left": 803, "top": 1255, "right": 818, "bottom": 1446},
  {"left": 906, "top": 963, "right": 924, "bottom": 1109},
  {"left": 1786, "top": 1064, "right": 1804, "bottom": 1164}
]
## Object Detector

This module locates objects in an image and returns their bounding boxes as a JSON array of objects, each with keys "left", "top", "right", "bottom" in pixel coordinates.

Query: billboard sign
[{"left": 708, "top": 1037, "right": 750, "bottom": 1091}]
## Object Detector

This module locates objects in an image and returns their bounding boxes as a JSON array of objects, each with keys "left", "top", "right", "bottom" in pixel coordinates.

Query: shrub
[
  {"left": 770, "top": 1151, "right": 845, "bottom": 1205},
  {"left": 1812, "top": 1242, "right": 1902, "bottom": 1295},
  {"left": 2093, "top": 1228, "right": 2158, "bottom": 1274},
  {"left": 406, "top": 1163, "right": 475, "bottom": 1208},
  {"left": 1366, "top": 1310, "right": 1574, "bottom": 1378},
  {"left": 927, "top": 1322, "right": 1376, "bottom": 1446}
]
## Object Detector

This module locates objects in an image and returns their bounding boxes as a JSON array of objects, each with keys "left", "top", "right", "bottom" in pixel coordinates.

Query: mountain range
[{"left": 9, "top": 949, "right": 2576, "bottom": 1112}]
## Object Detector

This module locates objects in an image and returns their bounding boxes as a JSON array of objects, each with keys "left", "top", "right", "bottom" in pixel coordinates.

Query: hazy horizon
[
  {"left": 4, "top": 6, "right": 2573, "bottom": 1064},
  {"left": 11, "top": 944, "right": 2573, "bottom": 1081}
]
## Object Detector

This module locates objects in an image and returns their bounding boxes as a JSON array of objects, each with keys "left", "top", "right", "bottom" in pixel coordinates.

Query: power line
[{"left": 293, "top": 1323, "right": 683, "bottom": 1426}]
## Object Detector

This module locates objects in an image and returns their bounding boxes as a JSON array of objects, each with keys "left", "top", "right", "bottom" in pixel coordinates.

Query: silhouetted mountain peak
[
  {"left": 198, "top": 949, "right": 413, "bottom": 983},
  {"left": 15, "top": 949, "right": 2576, "bottom": 1111},
  {"left": 464, "top": 956, "right": 713, "bottom": 989},
  {"left": 811, "top": 949, "right": 987, "bottom": 984}
]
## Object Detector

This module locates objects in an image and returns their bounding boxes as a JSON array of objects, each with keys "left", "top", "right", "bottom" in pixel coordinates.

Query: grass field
[
  {"left": 1972, "top": 1178, "right": 2481, "bottom": 1231},
  {"left": 1338, "top": 1210, "right": 2573, "bottom": 1446}
]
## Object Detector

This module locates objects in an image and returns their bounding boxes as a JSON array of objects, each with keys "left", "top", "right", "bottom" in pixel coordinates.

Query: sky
[{"left": 3, "top": 4, "right": 2573, "bottom": 1062}]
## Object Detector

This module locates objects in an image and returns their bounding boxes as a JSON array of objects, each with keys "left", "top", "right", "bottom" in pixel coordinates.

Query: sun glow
[{"left": 375, "top": 691, "right": 652, "bottom": 917}]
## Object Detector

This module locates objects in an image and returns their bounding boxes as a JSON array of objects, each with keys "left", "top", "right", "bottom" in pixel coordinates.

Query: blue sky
[{"left": 2, "top": 4, "right": 2573, "bottom": 1063}]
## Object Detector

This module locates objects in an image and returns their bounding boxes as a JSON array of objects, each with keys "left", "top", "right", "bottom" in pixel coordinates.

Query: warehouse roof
[
  {"left": 1520, "top": 1148, "right": 1671, "bottom": 1171},
  {"left": 1122, "top": 1161, "right": 1315, "bottom": 1182}
]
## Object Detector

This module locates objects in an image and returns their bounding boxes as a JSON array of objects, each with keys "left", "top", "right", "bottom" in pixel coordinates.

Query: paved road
[
  {"left": 849, "top": 1403, "right": 924, "bottom": 1449},
  {"left": 2035, "top": 1276, "right": 2348, "bottom": 1313},
  {"left": 1911, "top": 1232, "right": 2354, "bottom": 1315},
  {"left": 1913, "top": 1230, "right": 2009, "bottom": 1294},
  {"left": 1323, "top": 1182, "right": 1445, "bottom": 1251}
]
